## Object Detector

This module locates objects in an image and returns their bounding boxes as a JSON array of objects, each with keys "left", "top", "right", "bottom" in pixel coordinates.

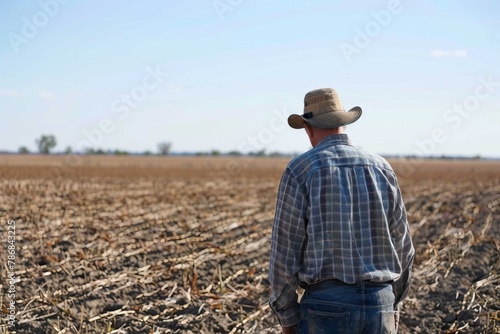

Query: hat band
[{"left": 303, "top": 108, "right": 347, "bottom": 119}]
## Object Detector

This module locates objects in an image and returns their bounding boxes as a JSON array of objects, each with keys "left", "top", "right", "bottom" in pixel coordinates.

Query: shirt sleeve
[
  {"left": 269, "top": 168, "right": 308, "bottom": 327},
  {"left": 389, "top": 173, "right": 415, "bottom": 309}
]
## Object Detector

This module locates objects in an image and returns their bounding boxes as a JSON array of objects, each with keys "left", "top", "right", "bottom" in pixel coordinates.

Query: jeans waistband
[{"left": 304, "top": 279, "right": 393, "bottom": 293}]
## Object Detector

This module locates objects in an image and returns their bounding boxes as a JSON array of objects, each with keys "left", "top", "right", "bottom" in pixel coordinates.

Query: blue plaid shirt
[{"left": 269, "top": 134, "right": 414, "bottom": 327}]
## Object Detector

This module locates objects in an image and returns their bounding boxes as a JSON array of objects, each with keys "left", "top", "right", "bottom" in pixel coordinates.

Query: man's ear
[
  {"left": 305, "top": 123, "right": 314, "bottom": 138},
  {"left": 304, "top": 123, "right": 311, "bottom": 136},
  {"left": 304, "top": 123, "right": 315, "bottom": 146}
]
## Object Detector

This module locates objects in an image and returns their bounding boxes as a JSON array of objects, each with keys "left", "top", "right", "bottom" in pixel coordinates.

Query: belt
[{"left": 303, "top": 279, "right": 393, "bottom": 293}]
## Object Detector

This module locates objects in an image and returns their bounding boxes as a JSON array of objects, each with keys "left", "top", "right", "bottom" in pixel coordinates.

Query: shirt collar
[{"left": 316, "top": 133, "right": 353, "bottom": 148}]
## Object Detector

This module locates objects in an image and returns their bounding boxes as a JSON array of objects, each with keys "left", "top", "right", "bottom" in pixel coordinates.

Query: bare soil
[{"left": 0, "top": 155, "right": 498, "bottom": 333}]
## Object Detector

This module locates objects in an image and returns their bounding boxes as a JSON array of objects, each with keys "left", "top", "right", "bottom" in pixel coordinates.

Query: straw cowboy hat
[{"left": 288, "top": 88, "right": 362, "bottom": 129}]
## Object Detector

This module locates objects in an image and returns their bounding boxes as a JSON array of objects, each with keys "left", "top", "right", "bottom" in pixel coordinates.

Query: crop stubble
[{"left": 0, "top": 155, "right": 498, "bottom": 333}]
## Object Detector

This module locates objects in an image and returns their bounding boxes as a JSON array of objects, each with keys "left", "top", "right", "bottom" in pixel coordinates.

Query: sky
[{"left": 1, "top": 0, "right": 499, "bottom": 157}]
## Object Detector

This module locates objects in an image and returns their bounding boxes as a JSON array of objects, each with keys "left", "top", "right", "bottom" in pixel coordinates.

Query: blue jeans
[{"left": 297, "top": 281, "right": 397, "bottom": 334}]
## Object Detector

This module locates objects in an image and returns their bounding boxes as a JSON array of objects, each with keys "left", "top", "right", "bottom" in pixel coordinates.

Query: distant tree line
[
  {"left": 18, "top": 134, "right": 485, "bottom": 159},
  {"left": 194, "top": 149, "right": 292, "bottom": 157},
  {"left": 17, "top": 135, "right": 175, "bottom": 156},
  {"left": 16, "top": 135, "right": 296, "bottom": 157}
]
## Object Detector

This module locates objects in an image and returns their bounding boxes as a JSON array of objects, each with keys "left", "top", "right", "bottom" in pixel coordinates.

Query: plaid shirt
[{"left": 269, "top": 134, "right": 415, "bottom": 327}]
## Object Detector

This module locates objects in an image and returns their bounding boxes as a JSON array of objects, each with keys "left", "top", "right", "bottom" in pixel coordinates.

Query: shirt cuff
[{"left": 275, "top": 303, "right": 300, "bottom": 328}]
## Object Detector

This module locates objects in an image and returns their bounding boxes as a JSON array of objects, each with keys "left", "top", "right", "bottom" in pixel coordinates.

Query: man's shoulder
[
  {"left": 286, "top": 145, "right": 394, "bottom": 175},
  {"left": 286, "top": 148, "right": 317, "bottom": 173},
  {"left": 359, "top": 150, "right": 394, "bottom": 170}
]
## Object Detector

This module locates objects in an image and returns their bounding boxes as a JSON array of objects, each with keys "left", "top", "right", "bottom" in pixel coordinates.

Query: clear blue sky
[{"left": 1, "top": 0, "right": 499, "bottom": 157}]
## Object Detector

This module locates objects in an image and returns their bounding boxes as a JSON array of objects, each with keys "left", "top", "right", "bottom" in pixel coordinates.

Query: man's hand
[{"left": 282, "top": 325, "right": 297, "bottom": 334}]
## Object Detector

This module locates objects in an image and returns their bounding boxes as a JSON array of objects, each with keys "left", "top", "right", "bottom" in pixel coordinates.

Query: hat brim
[{"left": 287, "top": 106, "right": 362, "bottom": 129}]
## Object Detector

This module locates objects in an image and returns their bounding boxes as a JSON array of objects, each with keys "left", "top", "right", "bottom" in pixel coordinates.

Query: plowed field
[{"left": 0, "top": 155, "right": 499, "bottom": 333}]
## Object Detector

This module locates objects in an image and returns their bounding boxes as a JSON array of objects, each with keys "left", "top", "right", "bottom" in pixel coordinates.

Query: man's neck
[{"left": 309, "top": 128, "right": 344, "bottom": 147}]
